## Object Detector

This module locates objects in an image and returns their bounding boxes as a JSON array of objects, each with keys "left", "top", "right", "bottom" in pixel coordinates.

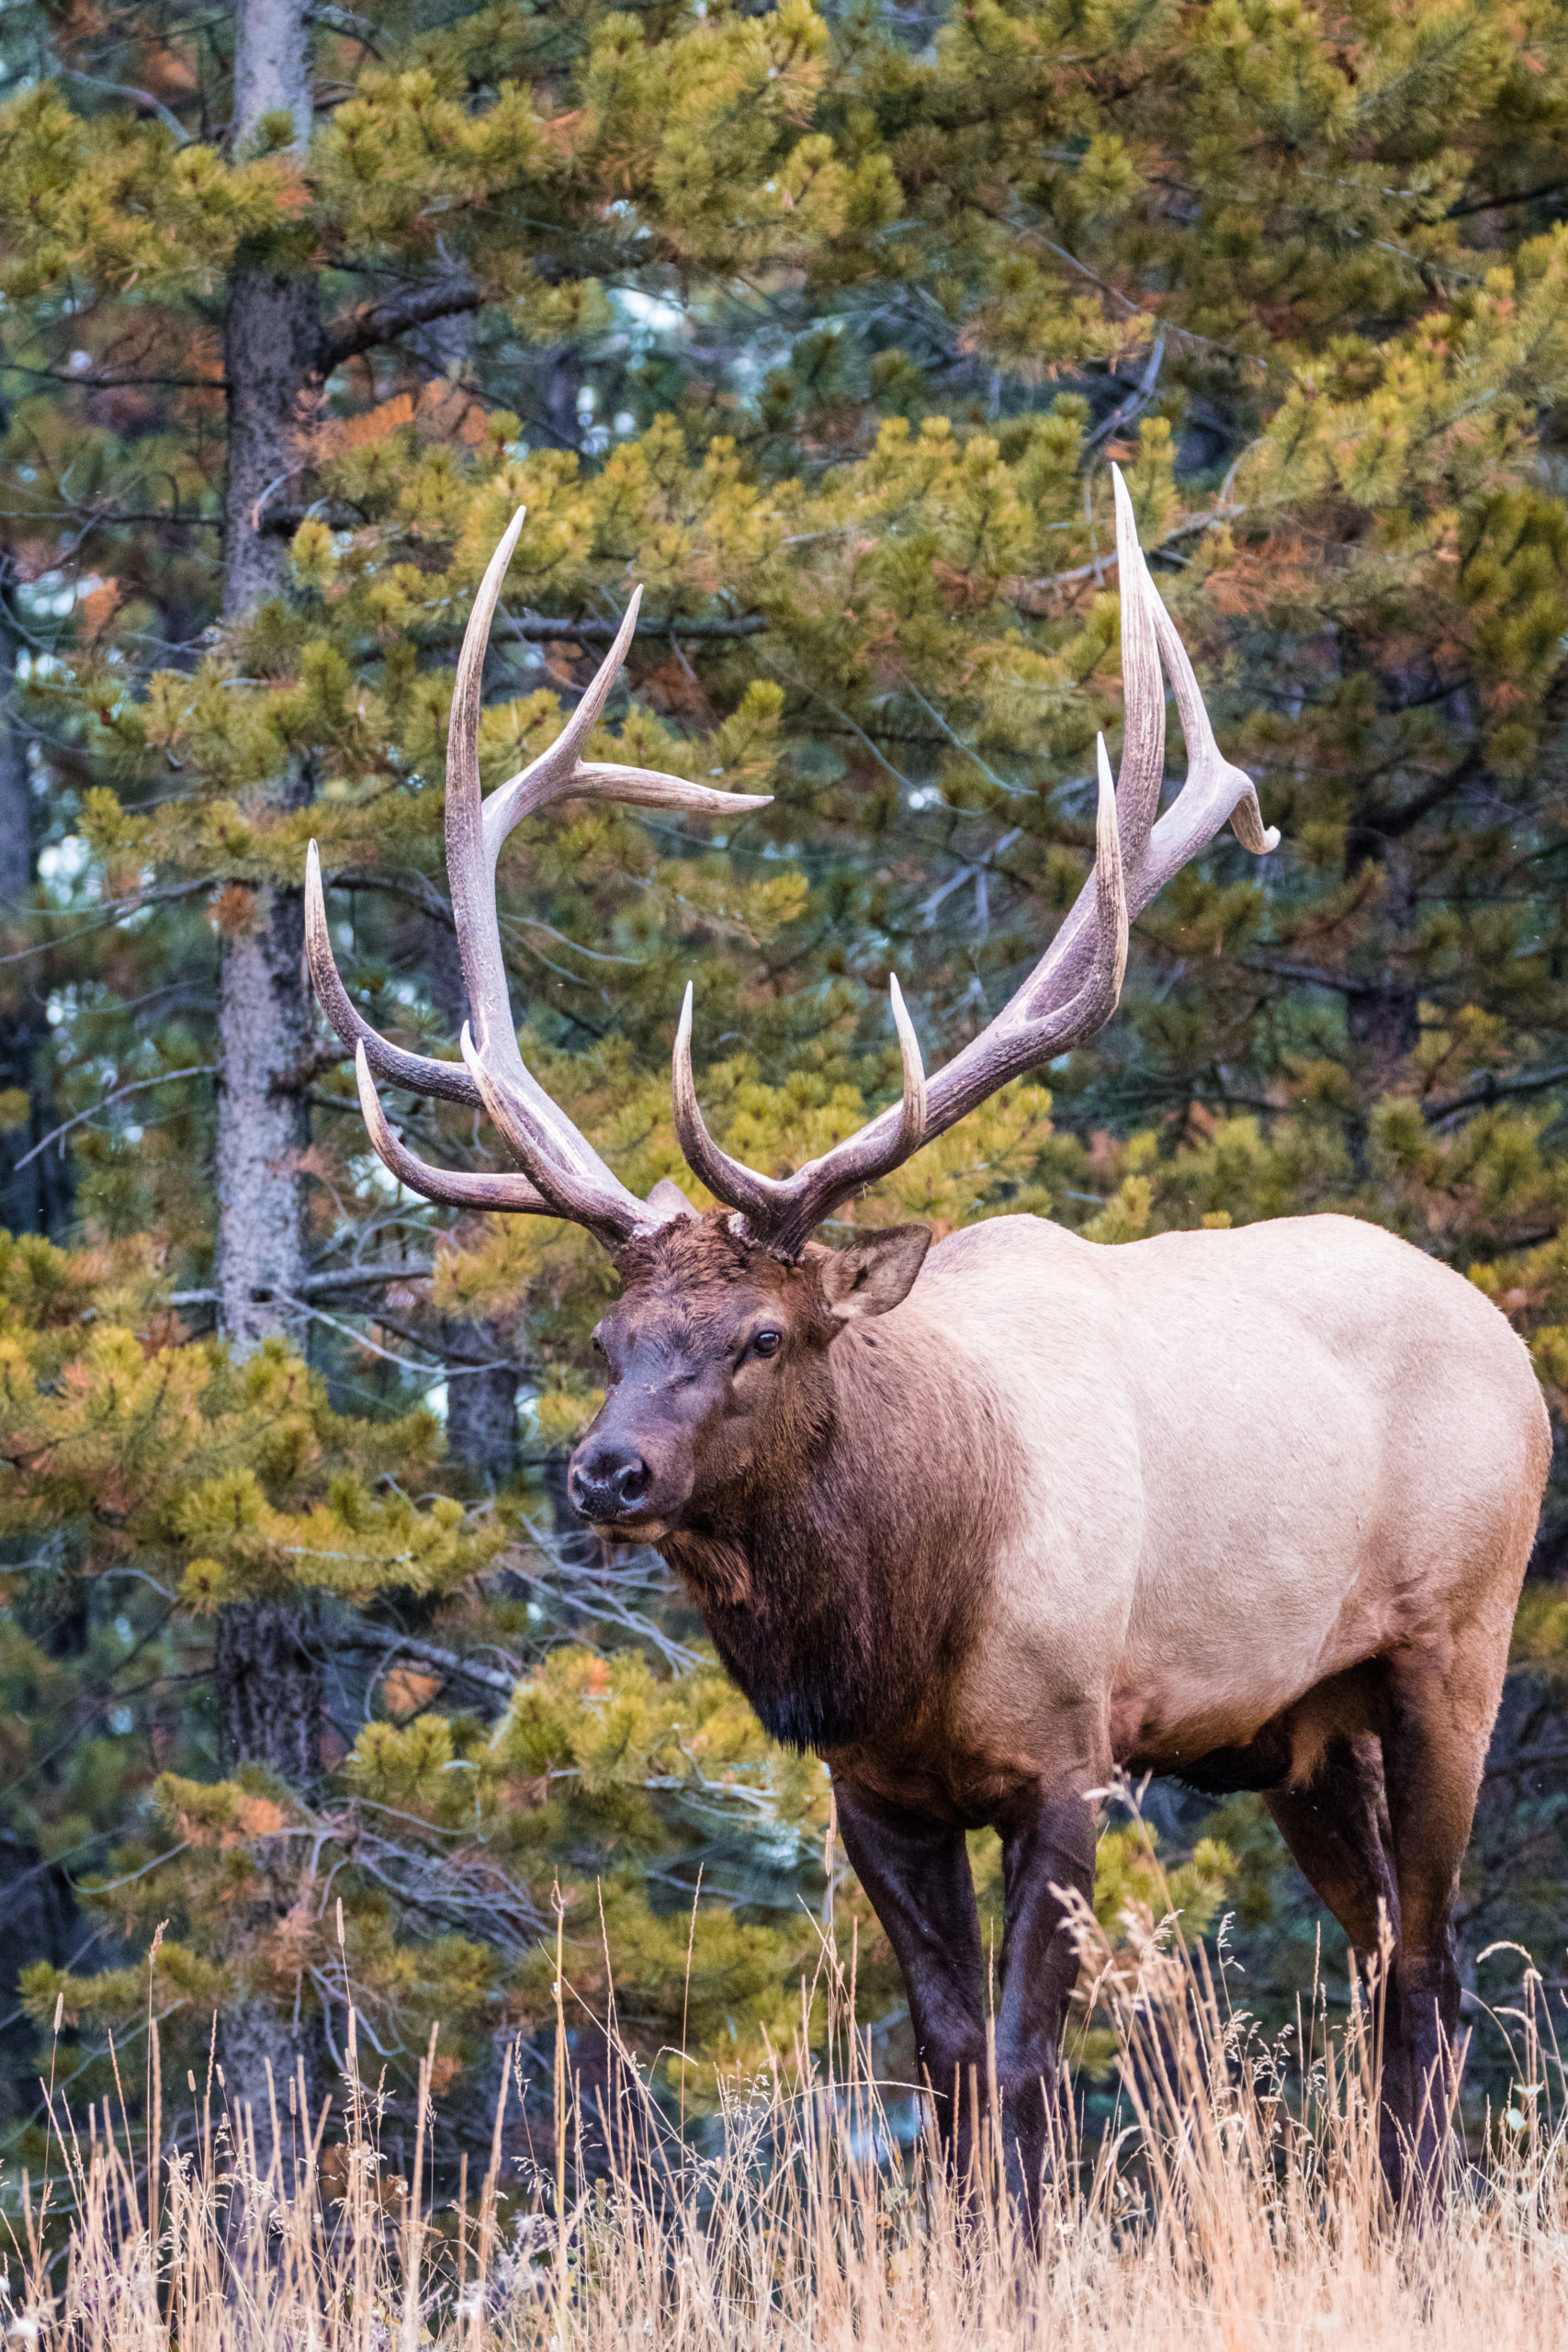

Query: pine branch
[
  {"left": 1422, "top": 1060, "right": 1568, "bottom": 1124},
  {"left": 16, "top": 1066, "right": 216, "bottom": 1167},
  {"left": 319, "top": 280, "right": 485, "bottom": 372},
  {"left": 1084, "top": 336, "right": 1167, "bottom": 456},
  {"left": 1449, "top": 179, "right": 1568, "bottom": 219},
  {"left": 60, "top": 67, "right": 193, "bottom": 142},
  {"left": 500, "top": 611, "right": 771, "bottom": 641},
  {"left": 1008, "top": 504, "right": 1245, "bottom": 607},
  {"left": 405, "top": 610, "right": 772, "bottom": 644}
]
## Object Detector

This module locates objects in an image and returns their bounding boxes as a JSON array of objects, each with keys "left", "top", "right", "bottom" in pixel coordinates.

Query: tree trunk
[
  {"left": 0, "top": 606, "right": 69, "bottom": 1238},
  {"left": 214, "top": 0, "right": 319, "bottom": 1353},
  {"left": 1344, "top": 829, "right": 1420, "bottom": 1091},
  {"left": 213, "top": 1596, "right": 325, "bottom": 2130},
  {"left": 214, "top": 0, "right": 324, "bottom": 2134},
  {"left": 445, "top": 1326, "right": 523, "bottom": 1490},
  {"left": 214, "top": 1600, "right": 324, "bottom": 1781}
]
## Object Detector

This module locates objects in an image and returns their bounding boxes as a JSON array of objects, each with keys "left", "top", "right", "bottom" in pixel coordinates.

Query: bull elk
[{"left": 305, "top": 475, "right": 1549, "bottom": 2210}]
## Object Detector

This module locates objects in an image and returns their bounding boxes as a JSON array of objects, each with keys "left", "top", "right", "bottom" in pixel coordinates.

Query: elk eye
[
  {"left": 751, "top": 1329, "right": 782, "bottom": 1359},
  {"left": 591, "top": 1330, "right": 605, "bottom": 1356}
]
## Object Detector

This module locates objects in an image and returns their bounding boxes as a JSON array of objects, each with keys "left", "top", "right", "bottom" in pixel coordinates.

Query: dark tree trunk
[
  {"left": 445, "top": 1328, "right": 523, "bottom": 1490},
  {"left": 1344, "top": 818, "right": 1420, "bottom": 1090},
  {"left": 214, "top": 0, "right": 324, "bottom": 2133},
  {"left": 214, "top": 1600, "right": 324, "bottom": 1781},
  {"left": 0, "top": 1835, "right": 80, "bottom": 2127},
  {"left": 213, "top": 1600, "right": 325, "bottom": 2130},
  {"left": 0, "top": 606, "right": 70, "bottom": 1238}
]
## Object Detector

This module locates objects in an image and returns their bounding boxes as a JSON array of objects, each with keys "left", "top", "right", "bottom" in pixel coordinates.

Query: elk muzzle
[
  {"left": 568, "top": 1402, "right": 699, "bottom": 1536},
  {"left": 569, "top": 1439, "right": 654, "bottom": 1524}
]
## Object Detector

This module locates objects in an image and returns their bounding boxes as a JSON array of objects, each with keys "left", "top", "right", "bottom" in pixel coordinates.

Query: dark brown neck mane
[{"left": 660, "top": 1321, "right": 1020, "bottom": 1752}]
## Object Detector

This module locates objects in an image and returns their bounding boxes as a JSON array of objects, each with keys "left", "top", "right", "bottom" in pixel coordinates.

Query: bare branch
[
  {"left": 16, "top": 1066, "right": 215, "bottom": 1168},
  {"left": 1422, "top": 1060, "right": 1568, "bottom": 1124},
  {"left": 320, "top": 280, "right": 484, "bottom": 373},
  {"left": 333, "top": 1628, "right": 518, "bottom": 1702}
]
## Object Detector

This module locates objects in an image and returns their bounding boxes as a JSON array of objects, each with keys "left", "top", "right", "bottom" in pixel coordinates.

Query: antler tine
[
  {"left": 671, "top": 472, "right": 1269, "bottom": 1256},
  {"left": 671, "top": 964, "right": 931, "bottom": 1241},
  {"left": 305, "top": 841, "right": 482, "bottom": 1107},
  {"left": 1109, "top": 464, "right": 1168, "bottom": 871},
  {"left": 887, "top": 974, "right": 928, "bottom": 1156},
  {"left": 457, "top": 1022, "right": 642, "bottom": 1242},
  {"left": 671, "top": 983, "right": 788, "bottom": 1226},
  {"left": 990, "top": 464, "right": 1164, "bottom": 1021},
  {"left": 353, "top": 1043, "right": 550, "bottom": 1213},
  {"left": 754, "top": 734, "right": 1125, "bottom": 1258},
  {"left": 477, "top": 587, "right": 637, "bottom": 862},
  {"left": 479, "top": 584, "right": 772, "bottom": 871},
  {"left": 314, "top": 510, "right": 765, "bottom": 1248},
  {"left": 1144, "top": 591, "right": 1280, "bottom": 868},
  {"left": 444, "top": 510, "right": 774, "bottom": 1238}
]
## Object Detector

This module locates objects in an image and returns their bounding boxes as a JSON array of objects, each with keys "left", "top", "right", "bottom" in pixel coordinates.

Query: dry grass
[{"left": 6, "top": 1895, "right": 1567, "bottom": 2351}]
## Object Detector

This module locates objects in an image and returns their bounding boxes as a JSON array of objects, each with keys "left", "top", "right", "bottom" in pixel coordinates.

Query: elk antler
[
  {"left": 671, "top": 465, "right": 1277, "bottom": 1259},
  {"left": 312, "top": 473, "right": 1274, "bottom": 1262},
  {"left": 305, "top": 508, "right": 772, "bottom": 1248}
]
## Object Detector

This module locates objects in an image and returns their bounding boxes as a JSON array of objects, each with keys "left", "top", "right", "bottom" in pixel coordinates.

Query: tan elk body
[
  {"left": 305, "top": 473, "right": 1550, "bottom": 2211},
  {"left": 818, "top": 1209, "right": 1545, "bottom": 1818}
]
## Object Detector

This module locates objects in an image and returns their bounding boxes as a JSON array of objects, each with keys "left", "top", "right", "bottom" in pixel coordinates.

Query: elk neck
[{"left": 658, "top": 1309, "right": 1022, "bottom": 1754}]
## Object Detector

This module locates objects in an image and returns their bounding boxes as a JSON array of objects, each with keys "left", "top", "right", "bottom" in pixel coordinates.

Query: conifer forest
[{"left": 1, "top": 0, "right": 1568, "bottom": 2224}]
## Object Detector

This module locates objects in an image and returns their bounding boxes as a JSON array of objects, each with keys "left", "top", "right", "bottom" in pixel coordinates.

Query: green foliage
[{"left": 0, "top": 0, "right": 1564, "bottom": 2159}]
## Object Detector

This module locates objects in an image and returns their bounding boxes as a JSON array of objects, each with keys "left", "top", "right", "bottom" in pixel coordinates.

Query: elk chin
[{"left": 595, "top": 1511, "right": 674, "bottom": 1544}]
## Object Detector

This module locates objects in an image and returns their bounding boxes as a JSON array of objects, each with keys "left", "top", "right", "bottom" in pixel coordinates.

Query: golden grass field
[{"left": 6, "top": 1893, "right": 1566, "bottom": 2351}]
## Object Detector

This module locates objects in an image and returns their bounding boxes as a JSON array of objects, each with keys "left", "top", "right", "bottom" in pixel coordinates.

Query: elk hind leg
[
  {"left": 1380, "top": 1640, "right": 1506, "bottom": 2195},
  {"left": 1264, "top": 1729, "right": 1411, "bottom": 2188}
]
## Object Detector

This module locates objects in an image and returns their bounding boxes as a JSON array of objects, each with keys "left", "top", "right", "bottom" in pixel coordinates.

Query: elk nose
[{"left": 570, "top": 1443, "right": 652, "bottom": 1521}]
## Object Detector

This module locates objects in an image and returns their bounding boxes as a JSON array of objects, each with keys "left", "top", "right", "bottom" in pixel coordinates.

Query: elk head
[{"left": 304, "top": 475, "right": 1276, "bottom": 1535}]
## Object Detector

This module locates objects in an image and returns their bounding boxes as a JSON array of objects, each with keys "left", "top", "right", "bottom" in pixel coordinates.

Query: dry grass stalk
[{"left": 5, "top": 1895, "right": 1566, "bottom": 2352}]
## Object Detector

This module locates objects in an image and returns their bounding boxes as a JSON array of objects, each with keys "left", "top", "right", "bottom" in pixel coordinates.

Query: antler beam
[
  {"left": 306, "top": 509, "right": 771, "bottom": 1247},
  {"left": 671, "top": 465, "right": 1272, "bottom": 1258},
  {"left": 310, "top": 469, "right": 1274, "bottom": 1263}
]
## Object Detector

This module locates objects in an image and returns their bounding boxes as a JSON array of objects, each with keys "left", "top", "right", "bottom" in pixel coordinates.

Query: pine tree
[{"left": 0, "top": 0, "right": 1566, "bottom": 2154}]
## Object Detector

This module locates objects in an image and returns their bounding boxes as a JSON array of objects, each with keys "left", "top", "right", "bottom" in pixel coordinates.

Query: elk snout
[{"left": 569, "top": 1440, "right": 654, "bottom": 1525}]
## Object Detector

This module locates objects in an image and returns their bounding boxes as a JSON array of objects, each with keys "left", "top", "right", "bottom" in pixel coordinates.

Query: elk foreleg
[
  {"left": 993, "top": 1780, "right": 1099, "bottom": 2222},
  {"left": 829, "top": 1777, "right": 987, "bottom": 2180}
]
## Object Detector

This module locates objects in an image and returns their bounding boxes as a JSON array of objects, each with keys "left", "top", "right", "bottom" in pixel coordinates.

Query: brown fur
[{"left": 594, "top": 1216, "right": 1004, "bottom": 1751}]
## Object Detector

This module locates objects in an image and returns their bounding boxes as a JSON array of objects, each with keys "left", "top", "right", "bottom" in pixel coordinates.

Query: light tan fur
[{"left": 832, "top": 1212, "right": 1548, "bottom": 1818}]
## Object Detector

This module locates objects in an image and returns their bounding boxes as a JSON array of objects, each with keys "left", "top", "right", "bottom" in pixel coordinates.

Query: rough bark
[
  {"left": 215, "top": 1600, "right": 324, "bottom": 1781},
  {"left": 0, "top": 1834, "right": 79, "bottom": 2127},
  {"left": 213, "top": 1597, "right": 324, "bottom": 2127},
  {"left": 214, "top": 0, "right": 319, "bottom": 1353},
  {"left": 0, "top": 604, "right": 67, "bottom": 1237},
  {"left": 0, "top": 613, "right": 29, "bottom": 915},
  {"left": 213, "top": 875, "right": 312, "bottom": 1351},
  {"left": 215, "top": 0, "right": 322, "bottom": 2132},
  {"left": 444, "top": 1324, "right": 523, "bottom": 1490}
]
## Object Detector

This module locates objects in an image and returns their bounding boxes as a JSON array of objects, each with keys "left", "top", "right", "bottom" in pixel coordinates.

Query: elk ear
[
  {"left": 816, "top": 1226, "right": 931, "bottom": 1324},
  {"left": 644, "top": 1178, "right": 696, "bottom": 1226}
]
